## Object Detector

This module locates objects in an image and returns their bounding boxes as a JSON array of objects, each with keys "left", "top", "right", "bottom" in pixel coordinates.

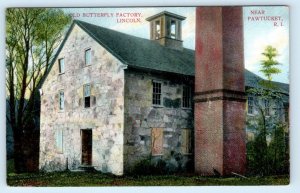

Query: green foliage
[
  {"left": 260, "top": 45, "right": 281, "bottom": 81},
  {"left": 6, "top": 169, "right": 289, "bottom": 186},
  {"left": 6, "top": 8, "right": 71, "bottom": 173},
  {"left": 131, "top": 156, "right": 167, "bottom": 175},
  {"left": 268, "top": 123, "right": 289, "bottom": 174},
  {"left": 246, "top": 45, "right": 289, "bottom": 176}
]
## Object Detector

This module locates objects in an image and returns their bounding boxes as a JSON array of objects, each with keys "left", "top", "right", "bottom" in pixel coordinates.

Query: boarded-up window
[
  {"left": 181, "top": 129, "right": 192, "bottom": 154},
  {"left": 55, "top": 129, "right": 63, "bottom": 153},
  {"left": 151, "top": 128, "right": 163, "bottom": 155}
]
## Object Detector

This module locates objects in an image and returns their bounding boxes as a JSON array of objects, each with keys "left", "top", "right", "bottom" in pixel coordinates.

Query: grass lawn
[{"left": 7, "top": 160, "right": 289, "bottom": 186}]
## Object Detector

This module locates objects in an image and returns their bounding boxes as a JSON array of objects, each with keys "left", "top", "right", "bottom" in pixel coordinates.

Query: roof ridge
[
  {"left": 74, "top": 19, "right": 193, "bottom": 53},
  {"left": 75, "top": 20, "right": 152, "bottom": 42}
]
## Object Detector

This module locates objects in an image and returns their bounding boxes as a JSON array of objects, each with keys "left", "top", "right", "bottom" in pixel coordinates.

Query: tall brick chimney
[{"left": 194, "top": 7, "right": 246, "bottom": 176}]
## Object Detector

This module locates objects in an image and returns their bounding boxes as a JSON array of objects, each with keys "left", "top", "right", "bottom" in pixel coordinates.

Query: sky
[{"left": 63, "top": 6, "right": 289, "bottom": 83}]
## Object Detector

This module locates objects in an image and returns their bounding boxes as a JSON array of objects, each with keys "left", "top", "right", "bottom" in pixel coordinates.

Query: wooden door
[{"left": 81, "top": 129, "right": 92, "bottom": 165}]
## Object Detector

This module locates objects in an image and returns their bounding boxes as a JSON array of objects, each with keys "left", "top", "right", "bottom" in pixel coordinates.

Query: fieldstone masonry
[
  {"left": 39, "top": 24, "right": 125, "bottom": 175},
  {"left": 39, "top": 22, "right": 194, "bottom": 175},
  {"left": 124, "top": 70, "right": 194, "bottom": 172},
  {"left": 194, "top": 7, "right": 246, "bottom": 175}
]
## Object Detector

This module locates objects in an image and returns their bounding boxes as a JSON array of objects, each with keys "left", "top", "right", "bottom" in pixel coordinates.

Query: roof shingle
[{"left": 65, "top": 20, "right": 289, "bottom": 94}]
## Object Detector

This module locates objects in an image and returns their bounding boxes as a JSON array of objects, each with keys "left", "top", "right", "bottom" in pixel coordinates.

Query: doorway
[{"left": 81, "top": 129, "right": 92, "bottom": 166}]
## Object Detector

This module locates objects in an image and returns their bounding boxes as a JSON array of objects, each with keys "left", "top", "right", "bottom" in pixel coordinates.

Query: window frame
[
  {"left": 182, "top": 86, "right": 192, "bottom": 109},
  {"left": 83, "top": 84, "right": 91, "bottom": 108},
  {"left": 152, "top": 80, "right": 162, "bottom": 107},
  {"left": 247, "top": 96, "right": 254, "bottom": 115},
  {"left": 170, "top": 20, "right": 176, "bottom": 39},
  {"left": 85, "top": 48, "right": 92, "bottom": 66},
  {"left": 58, "top": 58, "right": 65, "bottom": 74},
  {"left": 155, "top": 20, "right": 161, "bottom": 39},
  {"left": 55, "top": 128, "right": 63, "bottom": 153},
  {"left": 59, "top": 90, "right": 64, "bottom": 111},
  {"left": 274, "top": 100, "right": 282, "bottom": 117}
]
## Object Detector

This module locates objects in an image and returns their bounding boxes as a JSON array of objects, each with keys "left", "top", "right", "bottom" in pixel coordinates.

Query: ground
[{"left": 7, "top": 160, "right": 289, "bottom": 186}]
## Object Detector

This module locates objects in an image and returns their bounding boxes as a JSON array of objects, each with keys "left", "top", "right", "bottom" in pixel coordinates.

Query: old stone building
[{"left": 39, "top": 11, "right": 289, "bottom": 175}]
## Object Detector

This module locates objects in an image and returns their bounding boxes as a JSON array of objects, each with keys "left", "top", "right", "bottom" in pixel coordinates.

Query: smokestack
[{"left": 194, "top": 7, "right": 246, "bottom": 176}]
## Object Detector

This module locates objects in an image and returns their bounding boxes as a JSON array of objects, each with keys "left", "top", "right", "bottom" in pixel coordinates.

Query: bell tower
[{"left": 146, "top": 11, "right": 186, "bottom": 50}]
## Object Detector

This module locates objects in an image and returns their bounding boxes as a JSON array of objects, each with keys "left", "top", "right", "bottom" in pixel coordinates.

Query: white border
[{"left": 1, "top": 0, "right": 299, "bottom": 193}]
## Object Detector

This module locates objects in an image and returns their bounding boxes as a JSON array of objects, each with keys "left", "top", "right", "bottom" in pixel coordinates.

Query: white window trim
[
  {"left": 83, "top": 83, "right": 91, "bottom": 109},
  {"left": 84, "top": 48, "right": 92, "bottom": 66}
]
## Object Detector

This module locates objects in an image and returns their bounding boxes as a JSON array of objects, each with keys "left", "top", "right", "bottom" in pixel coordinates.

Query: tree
[
  {"left": 6, "top": 8, "right": 71, "bottom": 173},
  {"left": 246, "top": 45, "right": 288, "bottom": 175},
  {"left": 260, "top": 46, "right": 281, "bottom": 81}
]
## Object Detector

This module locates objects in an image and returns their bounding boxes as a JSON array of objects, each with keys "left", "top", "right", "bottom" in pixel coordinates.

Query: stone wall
[
  {"left": 39, "top": 24, "right": 125, "bottom": 175},
  {"left": 246, "top": 97, "right": 288, "bottom": 142},
  {"left": 124, "top": 70, "right": 194, "bottom": 173}
]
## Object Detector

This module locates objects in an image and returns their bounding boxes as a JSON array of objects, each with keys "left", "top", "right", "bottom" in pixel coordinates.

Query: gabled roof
[
  {"left": 75, "top": 20, "right": 195, "bottom": 76},
  {"left": 43, "top": 20, "right": 289, "bottom": 95},
  {"left": 245, "top": 69, "right": 289, "bottom": 95}
]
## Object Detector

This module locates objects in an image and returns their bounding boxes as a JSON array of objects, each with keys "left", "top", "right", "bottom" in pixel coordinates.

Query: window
[
  {"left": 152, "top": 81, "right": 162, "bottom": 105},
  {"left": 151, "top": 128, "right": 163, "bottom": 155},
  {"left": 182, "top": 86, "right": 191, "bottom": 108},
  {"left": 274, "top": 101, "right": 282, "bottom": 116},
  {"left": 264, "top": 99, "right": 270, "bottom": 116},
  {"left": 170, "top": 20, "right": 176, "bottom": 39},
  {"left": 155, "top": 20, "right": 160, "bottom": 39},
  {"left": 84, "top": 84, "right": 91, "bottom": 108},
  {"left": 55, "top": 129, "right": 63, "bottom": 153},
  {"left": 181, "top": 129, "right": 192, "bottom": 154},
  {"left": 248, "top": 97, "right": 254, "bottom": 114},
  {"left": 85, "top": 49, "right": 91, "bottom": 65},
  {"left": 59, "top": 90, "right": 64, "bottom": 110},
  {"left": 58, "top": 58, "right": 64, "bottom": 74},
  {"left": 284, "top": 105, "right": 289, "bottom": 123}
]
